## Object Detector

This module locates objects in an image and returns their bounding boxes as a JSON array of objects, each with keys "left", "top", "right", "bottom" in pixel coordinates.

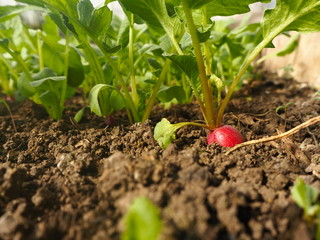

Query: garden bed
[{"left": 0, "top": 73, "right": 319, "bottom": 240}]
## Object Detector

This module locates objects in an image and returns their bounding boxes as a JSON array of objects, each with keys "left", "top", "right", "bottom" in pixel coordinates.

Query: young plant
[
  {"left": 148, "top": 0, "right": 320, "bottom": 148},
  {"left": 291, "top": 178, "right": 320, "bottom": 239},
  {"left": 121, "top": 197, "right": 162, "bottom": 240}
]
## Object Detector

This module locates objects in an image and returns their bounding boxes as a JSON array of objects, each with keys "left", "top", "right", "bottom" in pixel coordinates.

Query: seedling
[
  {"left": 121, "top": 197, "right": 162, "bottom": 240},
  {"left": 276, "top": 102, "right": 294, "bottom": 126},
  {"left": 150, "top": 0, "right": 320, "bottom": 149},
  {"left": 291, "top": 178, "right": 320, "bottom": 239}
]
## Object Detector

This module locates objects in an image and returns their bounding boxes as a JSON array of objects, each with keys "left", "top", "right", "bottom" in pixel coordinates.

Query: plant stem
[
  {"left": 169, "top": 34, "right": 184, "bottom": 55},
  {"left": 96, "top": 41, "right": 140, "bottom": 122},
  {"left": 0, "top": 54, "right": 19, "bottom": 81},
  {"left": 78, "top": 35, "right": 104, "bottom": 86},
  {"left": 4, "top": 47, "right": 33, "bottom": 82},
  {"left": 142, "top": 59, "right": 171, "bottom": 122},
  {"left": 217, "top": 2, "right": 320, "bottom": 127},
  {"left": 60, "top": 29, "right": 69, "bottom": 110},
  {"left": 36, "top": 30, "right": 44, "bottom": 71},
  {"left": 129, "top": 13, "right": 139, "bottom": 107},
  {"left": 181, "top": 0, "right": 215, "bottom": 128},
  {"left": 216, "top": 33, "right": 277, "bottom": 126},
  {"left": 202, "top": 7, "right": 212, "bottom": 76}
]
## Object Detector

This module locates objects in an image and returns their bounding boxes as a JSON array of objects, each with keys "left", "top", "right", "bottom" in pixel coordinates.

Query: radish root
[{"left": 226, "top": 115, "right": 320, "bottom": 155}]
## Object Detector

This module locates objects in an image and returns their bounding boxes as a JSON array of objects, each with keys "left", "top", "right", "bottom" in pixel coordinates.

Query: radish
[{"left": 207, "top": 125, "right": 244, "bottom": 147}]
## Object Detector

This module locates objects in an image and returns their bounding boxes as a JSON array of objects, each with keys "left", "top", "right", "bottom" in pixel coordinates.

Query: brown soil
[{"left": 0, "top": 73, "right": 320, "bottom": 240}]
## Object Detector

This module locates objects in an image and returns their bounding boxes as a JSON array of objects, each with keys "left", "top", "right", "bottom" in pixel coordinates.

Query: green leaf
[
  {"left": 17, "top": 73, "right": 36, "bottom": 98},
  {"left": 205, "top": 0, "right": 271, "bottom": 18},
  {"left": 110, "top": 90, "right": 126, "bottom": 111},
  {"left": 74, "top": 107, "right": 86, "bottom": 123},
  {"left": 0, "top": 5, "right": 43, "bottom": 23},
  {"left": 119, "top": 0, "right": 166, "bottom": 30},
  {"left": 276, "top": 34, "right": 300, "bottom": 57},
  {"left": 42, "top": 35, "right": 84, "bottom": 87},
  {"left": 158, "top": 86, "right": 186, "bottom": 103},
  {"left": 291, "top": 178, "right": 319, "bottom": 215},
  {"left": 38, "top": 90, "right": 62, "bottom": 119},
  {"left": 167, "top": 54, "right": 201, "bottom": 97},
  {"left": 43, "top": 15, "right": 60, "bottom": 42},
  {"left": 121, "top": 197, "right": 162, "bottom": 240},
  {"left": 148, "top": 58, "right": 162, "bottom": 70},
  {"left": 154, "top": 118, "right": 191, "bottom": 149},
  {"left": 77, "top": 0, "right": 94, "bottom": 27},
  {"left": 89, "top": 84, "right": 125, "bottom": 117},
  {"left": 48, "top": 11, "right": 67, "bottom": 34},
  {"left": 119, "top": 0, "right": 179, "bottom": 45},
  {"left": 262, "top": 0, "right": 320, "bottom": 40},
  {"left": 89, "top": 5, "right": 113, "bottom": 38},
  {"left": 21, "top": 68, "right": 67, "bottom": 120}
]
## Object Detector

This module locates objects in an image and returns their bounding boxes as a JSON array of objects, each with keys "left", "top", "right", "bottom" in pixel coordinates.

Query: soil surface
[{"left": 0, "top": 73, "right": 320, "bottom": 240}]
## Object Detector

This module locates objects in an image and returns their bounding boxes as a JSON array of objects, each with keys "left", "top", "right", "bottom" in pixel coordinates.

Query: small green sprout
[
  {"left": 291, "top": 178, "right": 320, "bottom": 239},
  {"left": 121, "top": 197, "right": 162, "bottom": 240}
]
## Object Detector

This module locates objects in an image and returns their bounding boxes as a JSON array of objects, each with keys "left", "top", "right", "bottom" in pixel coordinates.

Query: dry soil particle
[{"left": 0, "top": 75, "right": 320, "bottom": 240}]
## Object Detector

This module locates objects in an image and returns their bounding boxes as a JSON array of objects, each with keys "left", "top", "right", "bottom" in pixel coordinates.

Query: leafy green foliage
[
  {"left": 0, "top": 5, "right": 42, "bottom": 22},
  {"left": 205, "top": 0, "right": 271, "bottom": 17},
  {"left": 291, "top": 178, "right": 320, "bottom": 239},
  {"left": 154, "top": 118, "right": 195, "bottom": 148},
  {"left": 121, "top": 197, "right": 162, "bottom": 240},
  {"left": 89, "top": 84, "right": 125, "bottom": 117},
  {"left": 1, "top": 0, "right": 320, "bottom": 135},
  {"left": 291, "top": 178, "right": 320, "bottom": 216},
  {"left": 262, "top": 0, "right": 320, "bottom": 39},
  {"left": 18, "top": 68, "right": 68, "bottom": 119},
  {"left": 158, "top": 86, "right": 186, "bottom": 104}
]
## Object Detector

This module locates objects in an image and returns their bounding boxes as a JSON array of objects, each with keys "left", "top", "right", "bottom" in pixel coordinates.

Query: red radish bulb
[{"left": 207, "top": 125, "right": 244, "bottom": 147}]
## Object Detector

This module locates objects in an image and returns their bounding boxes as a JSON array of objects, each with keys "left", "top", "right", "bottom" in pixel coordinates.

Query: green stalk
[
  {"left": 60, "top": 29, "right": 69, "bottom": 110},
  {"left": 181, "top": 0, "right": 215, "bottom": 128},
  {"left": 202, "top": 7, "right": 212, "bottom": 76},
  {"left": 36, "top": 30, "right": 44, "bottom": 71},
  {"left": 169, "top": 34, "right": 184, "bottom": 55},
  {"left": 6, "top": 48, "right": 33, "bottom": 82},
  {"left": 216, "top": 34, "right": 285, "bottom": 126},
  {"left": 216, "top": 2, "right": 320, "bottom": 127},
  {"left": 0, "top": 54, "right": 19, "bottom": 81},
  {"left": 30, "top": 0, "right": 140, "bottom": 123},
  {"left": 96, "top": 41, "right": 140, "bottom": 122},
  {"left": 216, "top": 41, "right": 267, "bottom": 126},
  {"left": 142, "top": 59, "right": 171, "bottom": 122},
  {"left": 78, "top": 35, "right": 104, "bottom": 86},
  {"left": 129, "top": 13, "right": 139, "bottom": 107}
]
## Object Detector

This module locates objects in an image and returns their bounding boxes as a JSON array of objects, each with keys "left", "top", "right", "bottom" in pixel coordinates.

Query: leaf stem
[
  {"left": 96, "top": 41, "right": 140, "bottom": 122},
  {"left": 129, "top": 13, "right": 139, "bottom": 107},
  {"left": 0, "top": 54, "right": 19, "bottom": 81},
  {"left": 216, "top": 2, "right": 320, "bottom": 127},
  {"left": 60, "top": 29, "right": 69, "bottom": 111},
  {"left": 202, "top": 6, "right": 212, "bottom": 76},
  {"left": 181, "top": 0, "right": 215, "bottom": 128},
  {"left": 78, "top": 35, "right": 104, "bottom": 86},
  {"left": 2, "top": 45, "right": 33, "bottom": 82},
  {"left": 36, "top": 30, "right": 44, "bottom": 71},
  {"left": 142, "top": 58, "right": 171, "bottom": 122}
]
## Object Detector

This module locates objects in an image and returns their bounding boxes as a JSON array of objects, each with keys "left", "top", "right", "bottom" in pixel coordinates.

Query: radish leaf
[
  {"left": 121, "top": 197, "right": 162, "bottom": 240},
  {"left": 262, "top": 0, "right": 320, "bottom": 39}
]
